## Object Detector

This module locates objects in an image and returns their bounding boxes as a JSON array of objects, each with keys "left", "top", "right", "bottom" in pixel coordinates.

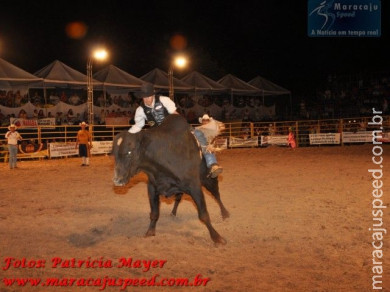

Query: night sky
[{"left": 0, "top": 0, "right": 389, "bottom": 96}]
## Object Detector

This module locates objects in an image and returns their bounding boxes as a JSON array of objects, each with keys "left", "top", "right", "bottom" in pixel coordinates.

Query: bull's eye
[{"left": 120, "top": 150, "right": 131, "bottom": 158}]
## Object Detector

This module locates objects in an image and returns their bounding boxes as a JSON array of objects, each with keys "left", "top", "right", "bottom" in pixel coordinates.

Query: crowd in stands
[
  {"left": 298, "top": 72, "right": 390, "bottom": 119},
  {"left": 0, "top": 108, "right": 135, "bottom": 127},
  {"left": 0, "top": 89, "right": 140, "bottom": 108},
  {"left": 0, "top": 87, "right": 282, "bottom": 126},
  {"left": 0, "top": 90, "right": 29, "bottom": 107},
  {"left": 2, "top": 72, "right": 389, "bottom": 128},
  {"left": 0, "top": 89, "right": 139, "bottom": 126}
]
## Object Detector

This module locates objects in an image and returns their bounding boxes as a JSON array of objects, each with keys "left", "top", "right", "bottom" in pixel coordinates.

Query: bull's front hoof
[
  {"left": 222, "top": 210, "right": 230, "bottom": 220},
  {"left": 214, "top": 237, "right": 227, "bottom": 247},
  {"left": 144, "top": 229, "right": 156, "bottom": 237},
  {"left": 113, "top": 180, "right": 125, "bottom": 187},
  {"left": 113, "top": 177, "right": 128, "bottom": 187},
  {"left": 113, "top": 181, "right": 126, "bottom": 187},
  {"left": 213, "top": 236, "right": 227, "bottom": 246}
]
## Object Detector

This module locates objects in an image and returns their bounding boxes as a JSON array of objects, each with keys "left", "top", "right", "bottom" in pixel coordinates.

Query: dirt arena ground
[{"left": 1, "top": 144, "right": 389, "bottom": 292}]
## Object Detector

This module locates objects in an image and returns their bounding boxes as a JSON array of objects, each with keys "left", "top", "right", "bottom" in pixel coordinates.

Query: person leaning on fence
[
  {"left": 75, "top": 122, "right": 92, "bottom": 166},
  {"left": 5, "top": 124, "right": 22, "bottom": 169}
]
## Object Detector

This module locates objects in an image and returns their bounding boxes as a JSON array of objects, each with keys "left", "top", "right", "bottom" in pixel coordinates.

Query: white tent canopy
[
  {"left": 248, "top": 75, "right": 291, "bottom": 96},
  {"left": 248, "top": 75, "right": 292, "bottom": 115},
  {"left": 34, "top": 60, "right": 102, "bottom": 89},
  {"left": 181, "top": 71, "right": 227, "bottom": 94},
  {"left": 217, "top": 74, "right": 261, "bottom": 96},
  {"left": 140, "top": 68, "right": 193, "bottom": 92},
  {"left": 93, "top": 65, "right": 145, "bottom": 90},
  {"left": 0, "top": 58, "right": 42, "bottom": 90}
]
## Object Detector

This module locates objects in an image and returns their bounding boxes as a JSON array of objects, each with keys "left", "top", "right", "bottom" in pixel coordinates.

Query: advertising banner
[
  {"left": 229, "top": 136, "right": 258, "bottom": 148},
  {"left": 342, "top": 131, "right": 372, "bottom": 143},
  {"left": 309, "top": 133, "right": 341, "bottom": 144},
  {"left": 10, "top": 118, "right": 56, "bottom": 129},
  {"left": 260, "top": 135, "right": 288, "bottom": 146},
  {"left": 49, "top": 141, "right": 114, "bottom": 158}
]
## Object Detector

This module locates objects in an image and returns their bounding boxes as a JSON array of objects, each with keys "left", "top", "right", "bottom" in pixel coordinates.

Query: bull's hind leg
[
  {"left": 171, "top": 193, "right": 183, "bottom": 216},
  {"left": 203, "top": 180, "right": 230, "bottom": 220},
  {"left": 145, "top": 184, "right": 160, "bottom": 237},
  {"left": 211, "top": 190, "right": 230, "bottom": 220},
  {"left": 190, "top": 189, "right": 227, "bottom": 245}
]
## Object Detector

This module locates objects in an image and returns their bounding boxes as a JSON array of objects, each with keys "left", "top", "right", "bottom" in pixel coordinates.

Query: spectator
[
  {"left": 186, "top": 109, "right": 196, "bottom": 124},
  {"left": 14, "top": 91, "right": 23, "bottom": 107},
  {"left": 32, "top": 92, "right": 42, "bottom": 106},
  {"left": 18, "top": 109, "right": 28, "bottom": 119},
  {"left": 83, "top": 111, "right": 89, "bottom": 123},
  {"left": 66, "top": 109, "right": 75, "bottom": 124},
  {"left": 5, "top": 124, "right": 23, "bottom": 169},
  {"left": 60, "top": 91, "right": 68, "bottom": 103},
  {"left": 96, "top": 94, "right": 105, "bottom": 107},
  {"left": 38, "top": 109, "right": 45, "bottom": 119},
  {"left": 5, "top": 91, "right": 13, "bottom": 107},
  {"left": 74, "top": 113, "right": 82, "bottom": 125},
  {"left": 98, "top": 109, "right": 106, "bottom": 125},
  {"left": 49, "top": 92, "right": 60, "bottom": 105},
  {"left": 55, "top": 112, "right": 63, "bottom": 125},
  {"left": 75, "top": 121, "right": 92, "bottom": 166},
  {"left": 0, "top": 91, "right": 6, "bottom": 106},
  {"left": 242, "top": 108, "right": 250, "bottom": 122},
  {"left": 68, "top": 93, "right": 81, "bottom": 105}
]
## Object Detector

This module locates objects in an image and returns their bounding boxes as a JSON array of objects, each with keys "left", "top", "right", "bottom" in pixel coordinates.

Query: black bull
[{"left": 112, "top": 114, "right": 229, "bottom": 245}]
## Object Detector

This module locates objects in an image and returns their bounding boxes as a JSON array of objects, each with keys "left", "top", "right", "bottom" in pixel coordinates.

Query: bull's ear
[{"left": 116, "top": 136, "right": 124, "bottom": 147}]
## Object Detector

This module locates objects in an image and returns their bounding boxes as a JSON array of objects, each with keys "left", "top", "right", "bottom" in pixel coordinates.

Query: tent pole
[
  {"left": 262, "top": 90, "right": 264, "bottom": 105},
  {"left": 104, "top": 87, "right": 106, "bottom": 108},
  {"left": 44, "top": 86, "right": 48, "bottom": 116}
]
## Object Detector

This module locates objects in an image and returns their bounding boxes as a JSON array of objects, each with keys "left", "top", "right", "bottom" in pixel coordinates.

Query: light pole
[
  {"left": 86, "top": 49, "right": 107, "bottom": 126},
  {"left": 168, "top": 56, "right": 187, "bottom": 100},
  {"left": 168, "top": 65, "right": 174, "bottom": 100}
]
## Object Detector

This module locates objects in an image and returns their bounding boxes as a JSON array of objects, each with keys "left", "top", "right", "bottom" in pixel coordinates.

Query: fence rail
[{"left": 1, "top": 115, "right": 389, "bottom": 162}]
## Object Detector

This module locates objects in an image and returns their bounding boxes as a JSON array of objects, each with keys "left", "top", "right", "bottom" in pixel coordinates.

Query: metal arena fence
[{"left": 0, "top": 115, "right": 389, "bottom": 162}]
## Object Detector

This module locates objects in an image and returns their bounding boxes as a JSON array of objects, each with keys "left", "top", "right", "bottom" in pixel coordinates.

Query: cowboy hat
[
  {"left": 199, "top": 114, "right": 212, "bottom": 123},
  {"left": 136, "top": 83, "right": 155, "bottom": 99},
  {"left": 79, "top": 121, "right": 88, "bottom": 127},
  {"left": 8, "top": 124, "right": 17, "bottom": 130}
]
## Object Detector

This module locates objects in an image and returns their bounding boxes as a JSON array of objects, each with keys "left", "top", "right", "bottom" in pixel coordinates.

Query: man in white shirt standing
[
  {"left": 129, "top": 83, "right": 223, "bottom": 178},
  {"left": 5, "top": 124, "right": 22, "bottom": 169}
]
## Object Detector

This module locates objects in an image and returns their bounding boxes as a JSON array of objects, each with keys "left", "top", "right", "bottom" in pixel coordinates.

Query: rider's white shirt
[{"left": 128, "top": 95, "right": 177, "bottom": 133}]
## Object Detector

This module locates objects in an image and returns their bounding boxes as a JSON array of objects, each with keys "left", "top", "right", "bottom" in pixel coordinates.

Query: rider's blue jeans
[{"left": 193, "top": 128, "right": 217, "bottom": 168}]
